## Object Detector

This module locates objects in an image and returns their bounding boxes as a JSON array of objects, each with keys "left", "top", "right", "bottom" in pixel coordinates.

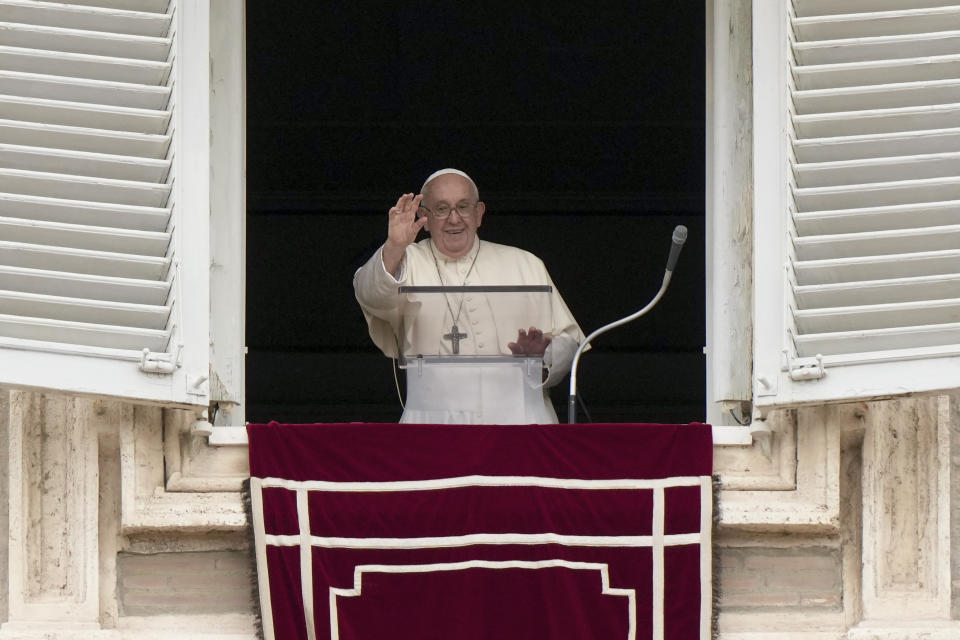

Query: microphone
[
  {"left": 568, "top": 225, "right": 689, "bottom": 423},
  {"left": 665, "top": 225, "right": 688, "bottom": 272}
]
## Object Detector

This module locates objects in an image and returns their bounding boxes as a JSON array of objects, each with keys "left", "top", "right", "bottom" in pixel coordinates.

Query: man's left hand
[{"left": 508, "top": 327, "right": 551, "bottom": 356}]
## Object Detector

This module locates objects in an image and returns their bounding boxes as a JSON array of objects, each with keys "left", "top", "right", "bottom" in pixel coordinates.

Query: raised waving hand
[{"left": 382, "top": 193, "right": 425, "bottom": 276}]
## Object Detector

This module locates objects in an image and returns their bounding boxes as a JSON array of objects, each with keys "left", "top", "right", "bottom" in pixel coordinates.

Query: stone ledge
[
  {"left": 121, "top": 493, "right": 248, "bottom": 534},
  {"left": 720, "top": 634, "right": 843, "bottom": 640},
  {"left": 846, "top": 621, "right": 960, "bottom": 640}
]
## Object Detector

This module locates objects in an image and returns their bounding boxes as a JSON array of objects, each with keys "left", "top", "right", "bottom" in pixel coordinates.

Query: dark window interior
[{"left": 246, "top": 5, "right": 705, "bottom": 423}]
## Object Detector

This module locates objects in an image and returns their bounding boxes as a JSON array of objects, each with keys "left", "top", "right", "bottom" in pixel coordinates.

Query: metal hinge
[
  {"left": 787, "top": 353, "right": 825, "bottom": 381},
  {"left": 138, "top": 345, "right": 181, "bottom": 375}
]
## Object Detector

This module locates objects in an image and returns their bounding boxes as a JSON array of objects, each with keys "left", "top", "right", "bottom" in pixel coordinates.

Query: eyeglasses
[{"left": 419, "top": 201, "right": 477, "bottom": 219}]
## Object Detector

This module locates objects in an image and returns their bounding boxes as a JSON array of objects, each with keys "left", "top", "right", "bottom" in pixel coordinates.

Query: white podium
[{"left": 397, "top": 286, "right": 557, "bottom": 424}]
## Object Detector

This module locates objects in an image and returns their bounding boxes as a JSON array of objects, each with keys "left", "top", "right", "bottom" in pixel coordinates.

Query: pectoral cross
[{"left": 443, "top": 324, "right": 467, "bottom": 355}]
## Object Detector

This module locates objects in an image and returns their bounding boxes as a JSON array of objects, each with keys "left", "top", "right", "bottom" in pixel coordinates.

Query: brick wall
[
  {"left": 719, "top": 546, "right": 842, "bottom": 610},
  {"left": 117, "top": 551, "right": 254, "bottom": 617}
]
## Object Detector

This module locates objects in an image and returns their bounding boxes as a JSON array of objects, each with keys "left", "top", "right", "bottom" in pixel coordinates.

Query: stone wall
[
  {"left": 117, "top": 552, "right": 253, "bottom": 617},
  {"left": 714, "top": 395, "right": 959, "bottom": 639}
]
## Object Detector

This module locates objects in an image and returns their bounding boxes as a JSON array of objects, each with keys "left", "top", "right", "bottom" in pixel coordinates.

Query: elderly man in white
[{"left": 354, "top": 168, "right": 585, "bottom": 424}]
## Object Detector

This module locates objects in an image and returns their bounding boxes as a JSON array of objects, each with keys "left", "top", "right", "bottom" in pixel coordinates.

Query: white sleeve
[
  {"left": 541, "top": 334, "right": 577, "bottom": 388},
  {"left": 353, "top": 245, "right": 408, "bottom": 315}
]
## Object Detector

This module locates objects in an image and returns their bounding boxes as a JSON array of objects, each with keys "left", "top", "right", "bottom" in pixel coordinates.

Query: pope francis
[{"left": 353, "top": 168, "right": 585, "bottom": 424}]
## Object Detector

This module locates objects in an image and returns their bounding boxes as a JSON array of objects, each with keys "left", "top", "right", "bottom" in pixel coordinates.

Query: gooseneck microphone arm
[{"left": 567, "top": 225, "right": 688, "bottom": 423}]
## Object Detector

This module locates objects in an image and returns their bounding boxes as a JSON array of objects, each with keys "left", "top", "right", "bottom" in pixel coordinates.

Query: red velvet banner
[{"left": 247, "top": 422, "right": 713, "bottom": 640}]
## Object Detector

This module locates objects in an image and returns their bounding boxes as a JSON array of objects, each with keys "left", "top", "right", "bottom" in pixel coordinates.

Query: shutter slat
[
  {"left": 795, "top": 322, "right": 960, "bottom": 356},
  {"left": 0, "top": 69, "right": 169, "bottom": 109},
  {"left": 793, "top": 128, "right": 960, "bottom": 163},
  {"left": 794, "top": 31, "right": 960, "bottom": 65},
  {"left": 0, "top": 312, "right": 169, "bottom": 350},
  {"left": 0, "top": 44, "right": 168, "bottom": 84},
  {"left": 795, "top": 273, "right": 960, "bottom": 307},
  {"left": 0, "top": 22, "right": 170, "bottom": 62},
  {"left": 0, "top": 240, "right": 168, "bottom": 279},
  {"left": 0, "top": 169, "right": 169, "bottom": 206},
  {"left": 0, "top": 264, "right": 169, "bottom": 304},
  {"left": 795, "top": 1, "right": 960, "bottom": 19},
  {"left": 0, "top": 192, "right": 168, "bottom": 230},
  {"left": 795, "top": 103, "right": 960, "bottom": 138},
  {"left": 0, "top": 1, "right": 171, "bottom": 37},
  {"left": 794, "top": 79, "right": 960, "bottom": 114},
  {"left": 0, "top": 95, "right": 169, "bottom": 133},
  {"left": 0, "top": 289, "right": 169, "bottom": 328},
  {"left": 793, "top": 200, "right": 960, "bottom": 234},
  {"left": 795, "top": 151, "right": 960, "bottom": 187},
  {"left": 0, "top": 216, "right": 169, "bottom": 255},
  {"left": 0, "top": 118, "right": 169, "bottom": 157},
  {"left": 794, "top": 224, "right": 960, "bottom": 259},
  {"left": 794, "top": 297, "right": 960, "bottom": 332},
  {"left": 0, "top": 21, "right": 170, "bottom": 60},
  {"left": 53, "top": 1, "right": 169, "bottom": 13},
  {"left": 794, "top": 54, "right": 960, "bottom": 90},
  {"left": 794, "top": 175, "right": 960, "bottom": 211},
  {"left": 0, "top": 142, "right": 168, "bottom": 181},
  {"left": 794, "top": 249, "right": 960, "bottom": 285},
  {"left": 794, "top": 7, "right": 960, "bottom": 41}
]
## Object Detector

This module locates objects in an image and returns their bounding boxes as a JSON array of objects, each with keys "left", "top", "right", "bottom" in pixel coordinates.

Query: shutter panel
[
  {"left": 752, "top": 0, "right": 960, "bottom": 407},
  {"left": 0, "top": 0, "right": 212, "bottom": 407}
]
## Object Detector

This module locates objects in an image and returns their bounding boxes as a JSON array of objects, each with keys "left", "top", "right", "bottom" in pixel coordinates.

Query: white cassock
[{"left": 353, "top": 237, "right": 586, "bottom": 424}]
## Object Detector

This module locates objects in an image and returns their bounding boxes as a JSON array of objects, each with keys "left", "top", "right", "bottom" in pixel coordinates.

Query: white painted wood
[
  {"left": 0, "top": 192, "right": 169, "bottom": 230},
  {"left": 751, "top": 0, "right": 790, "bottom": 401},
  {"left": 0, "top": 0, "right": 171, "bottom": 37},
  {"left": 793, "top": 128, "right": 960, "bottom": 163},
  {"left": 795, "top": 0, "right": 960, "bottom": 18},
  {"left": 0, "top": 240, "right": 169, "bottom": 279},
  {"left": 55, "top": 0, "right": 170, "bottom": 13},
  {"left": 0, "top": 264, "right": 170, "bottom": 304},
  {"left": 0, "top": 95, "right": 170, "bottom": 133},
  {"left": 794, "top": 200, "right": 960, "bottom": 234},
  {"left": 794, "top": 7, "right": 960, "bottom": 41},
  {"left": 752, "top": 0, "right": 960, "bottom": 406},
  {"left": 0, "top": 312, "right": 169, "bottom": 350},
  {"left": 794, "top": 297, "right": 960, "bottom": 333},
  {"left": 0, "top": 289, "right": 169, "bottom": 328},
  {"left": 794, "top": 224, "right": 960, "bottom": 259},
  {"left": 706, "top": 0, "right": 754, "bottom": 425},
  {"left": 0, "top": 21, "right": 171, "bottom": 60},
  {"left": 165, "top": 0, "right": 210, "bottom": 404},
  {"left": 0, "top": 45, "right": 169, "bottom": 84},
  {"left": 0, "top": 70, "right": 169, "bottom": 109},
  {"left": 794, "top": 54, "right": 960, "bottom": 91},
  {"left": 207, "top": 0, "right": 245, "bottom": 423},
  {"left": 0, "top": 0, "right": 213, "bottom": 407},
  {"left": 794, "top": 274, "right": 960, "bottom": 308},
  {"left": 795, "top": 151, "right": 960, "bottom": 187},
  {"left": 0, "top": 168, "right": 170, "bottom": 206},
  {"left": 0, "top": 143, "right": 170, "bottom": 181},
  {"left": 0, "top": 216, "right": 170, "bottom": 255},
  {"left": 796, "top": 321, "right": 960, "bottom": 356},
  {"left": 0, "top": 118, "right": 170, "bottom": 157},
  {"left": 793, "top": 79, "right": 960, "bottom": 115},
  {"left": 794, "top": 103, "right": 960, "bottom": 138},
  {"left": 794, "top": 249, "right": 960, "bottom": 284},
  {"left": 794, "top": 31, "right": 960, "bottom": 65},
  {"left": 794, "top": 176, "right": 960, "bottom": 211}
]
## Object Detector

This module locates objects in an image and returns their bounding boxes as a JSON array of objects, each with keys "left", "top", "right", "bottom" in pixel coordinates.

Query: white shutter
[
  {"left": 0, "top": 0, "right": 212, "bottom": 407},
  {"left": 752, "top": 0, "right": 960, "bottom": 408}
]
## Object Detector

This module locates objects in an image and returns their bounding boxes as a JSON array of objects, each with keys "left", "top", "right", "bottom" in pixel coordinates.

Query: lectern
[{"left": 397, "top": 285, "right": 556, "bottom": 424}]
